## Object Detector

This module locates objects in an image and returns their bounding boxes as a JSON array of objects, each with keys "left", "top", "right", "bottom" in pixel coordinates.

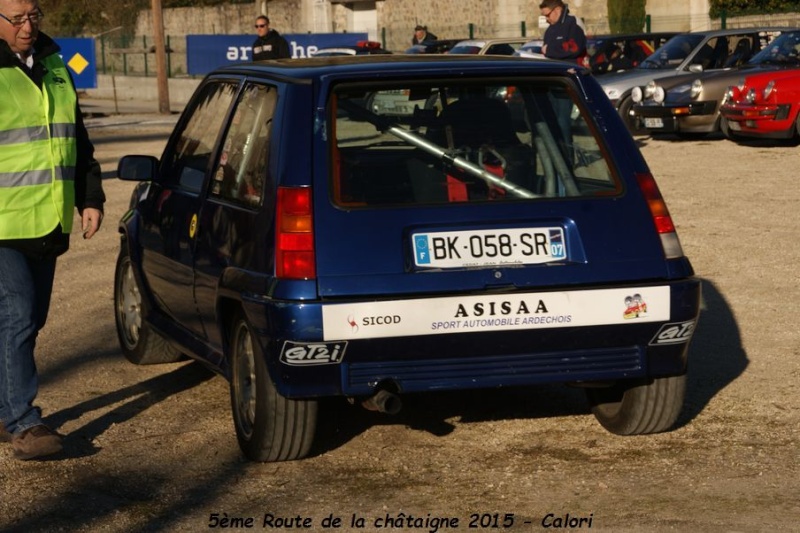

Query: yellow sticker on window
[{"left": 189, "top": 214, "right": 198, "bottom": 238}]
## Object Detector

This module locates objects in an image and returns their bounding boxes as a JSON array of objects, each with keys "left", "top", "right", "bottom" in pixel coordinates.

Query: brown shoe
[
  {"left": 12, "top": 425, "right": 63, "bottom": 460},
  {"left": 0, "top": 423, "right": 10, "bottom": 443}
]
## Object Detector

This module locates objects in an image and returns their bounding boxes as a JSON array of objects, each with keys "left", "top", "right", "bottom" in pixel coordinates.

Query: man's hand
[
  {"left": 81, "top": 208, "right": 103, "bottom": 239},
  {"left": 542, "top": 44, "right": 548, "bottom": 55}
]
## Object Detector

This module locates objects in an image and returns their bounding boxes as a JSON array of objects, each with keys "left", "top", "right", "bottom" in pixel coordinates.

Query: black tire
[
  {"left": 618, "top": 96, "right": 643, "bottom": 135},
  {"left": 720, "top": 116, "right": 740, "bottom": 141},
  {"left": 586, "top": 375, "right": 686, "bottom": 435},
  {"left": 229, "top": 312, "right": 317, "bottom": 462},
  {"left": 676, "top": 131, "right": 709, "bottom": 140},
  {"left": 114, "top": 246, "right": 182, "bottom": 365}
]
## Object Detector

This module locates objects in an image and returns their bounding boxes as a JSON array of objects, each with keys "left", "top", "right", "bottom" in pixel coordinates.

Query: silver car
[
  {"left": 599, "top": 28, "right": 790, "bottom": 132},
  {"left": 448, "top": 37, "right": 530, "bottom": 56},
  {"left": 631, "top": 30, "right": 800, "bottom": 138}
]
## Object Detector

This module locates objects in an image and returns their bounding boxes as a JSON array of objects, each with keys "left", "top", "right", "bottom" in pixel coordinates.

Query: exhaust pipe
[{"left": 361, "top": 389, "right": 402, "bottom": 415}]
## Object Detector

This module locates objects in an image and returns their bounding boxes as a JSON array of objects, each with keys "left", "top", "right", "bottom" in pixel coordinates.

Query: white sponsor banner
[{"left": 322, "top": 286, "right": 670, "bottom": 340}]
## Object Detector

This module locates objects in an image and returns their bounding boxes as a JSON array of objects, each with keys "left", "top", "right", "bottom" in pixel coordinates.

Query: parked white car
[{"left": 449, "top": 37, "right": 530, "bottom": 56}]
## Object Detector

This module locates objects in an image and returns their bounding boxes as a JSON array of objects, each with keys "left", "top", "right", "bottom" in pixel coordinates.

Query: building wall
[
  {"left": 111, "top": 0, "right": 734, "bottom": 77},
  {"left": 645, "top": 0, "right": 711, "bottom": 32},
  {"left": 129, "top": 0, "right": 728, "bottom": 47}
]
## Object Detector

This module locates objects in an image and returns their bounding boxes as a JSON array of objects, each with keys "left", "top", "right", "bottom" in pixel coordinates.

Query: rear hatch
[{"left": 311, "top": 65, "right": 682, "bottom": 299}]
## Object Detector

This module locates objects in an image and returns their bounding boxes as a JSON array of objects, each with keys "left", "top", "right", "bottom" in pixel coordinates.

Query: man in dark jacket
[
  {"left": 252, "top": 15, "right": 290, "bottom": 60},
  {"left": 539, "top": 0, "right": 586, "bottom": 63},
  {"left": 0, "top": 0, "right": 105, "bottom": 460},
  {"left": 412, "top": 25, "right": 438, "bottom": 46}
]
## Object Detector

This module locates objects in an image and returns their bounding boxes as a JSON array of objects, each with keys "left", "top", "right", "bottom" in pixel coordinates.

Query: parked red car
[{"left": 720, "top": 68, "right": 800, "bottom": 140}]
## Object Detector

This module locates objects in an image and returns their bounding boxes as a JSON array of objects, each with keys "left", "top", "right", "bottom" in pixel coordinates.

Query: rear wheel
[
  {"left": 586, "top": 375, "right": 686, "bottom": 435},
  {"left": 229, "top": 312, "right": 317, "bottom": 462},
  {"left": 114, "top": 246, "right": 181, "bottom": 365}
]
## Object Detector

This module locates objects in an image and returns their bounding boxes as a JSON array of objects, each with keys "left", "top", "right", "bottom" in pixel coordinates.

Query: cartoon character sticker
[{"left": 623, "top": 293, "right": 648, "bottom": 319}]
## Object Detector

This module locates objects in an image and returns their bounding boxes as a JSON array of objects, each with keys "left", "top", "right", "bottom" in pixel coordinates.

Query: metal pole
[
  {"left": 111, "top": 62, "right": 119, "bottom": 115},
  {"left": 143, "top": 34, "right": 148, "bottom": 77},
  {"left": 151, "top": 0, "right": 171, "bottom": 114}
]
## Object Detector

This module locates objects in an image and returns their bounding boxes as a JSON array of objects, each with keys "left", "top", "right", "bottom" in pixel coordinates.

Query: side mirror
[
  {"left": 117, "top": 155, "right": 159, "bottom": 181},
  {"left": 688, "top": 64, "right": 704, "bottom": 73}
]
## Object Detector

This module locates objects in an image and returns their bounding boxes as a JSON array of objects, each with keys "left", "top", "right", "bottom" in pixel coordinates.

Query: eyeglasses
[
  {"left": 0, "top": 8, "right": 44, "bottom": 28},
  {"left": 254, "top": 24, "right": 267, "bottom": 29},
  {"left": 541, "top": 8, "right": 558, "bottom": 20}
]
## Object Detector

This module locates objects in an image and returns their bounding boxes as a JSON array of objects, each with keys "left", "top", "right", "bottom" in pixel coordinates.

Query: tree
[
  {"left": 710, "top": 0, "right": 800, "bottom": 18},
  {"left": 607, "top": 0, "right": 647, "bottom": 34},
  {"left": 39, "top": 0, "right": 248, "bottom": 37}
]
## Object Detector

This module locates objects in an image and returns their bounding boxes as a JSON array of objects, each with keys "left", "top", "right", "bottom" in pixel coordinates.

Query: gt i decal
[
  {"left": 279, "top": 341, "right": 347, "bottom": 366},
  {"left": 649, "top": 320, "right": 696, "bottom": 345}
]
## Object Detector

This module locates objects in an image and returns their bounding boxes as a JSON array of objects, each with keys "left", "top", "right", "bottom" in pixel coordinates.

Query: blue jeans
[{"left": 0, "top": 246, "right": 57, "bottom": 434}]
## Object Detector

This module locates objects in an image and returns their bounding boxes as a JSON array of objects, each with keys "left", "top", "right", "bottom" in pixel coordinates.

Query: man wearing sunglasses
[
  {"left": 539, "top": 0, "right": 586, "bottom": 63},
  {"left": 0, "top": 0, "right": 105, "bottom": 460},
  {"left": 252, "top": 15, "right": 290, "bottom": 60}
]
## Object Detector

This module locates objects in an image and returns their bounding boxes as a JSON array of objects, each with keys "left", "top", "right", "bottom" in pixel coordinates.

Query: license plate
[
  {"left": 644, "top": 117, "right": 664, "bottom": 128},
  {"left": 412, "top": 227, "right": 566, "bottom": 268},
  {"left": 728, "top": 120, "right": 741, "bottom": 131}
]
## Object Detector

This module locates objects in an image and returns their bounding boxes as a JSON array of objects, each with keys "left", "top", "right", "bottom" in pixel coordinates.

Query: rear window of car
[
  {"left": 449, "top": 45, "right": 482, "bottom": 54},
  {"left": 330, "top": 78, "right": 621, "bottom": 207}
]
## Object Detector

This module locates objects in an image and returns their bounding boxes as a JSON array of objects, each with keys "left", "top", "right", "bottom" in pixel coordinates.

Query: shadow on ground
[{"left": 677, "top": 277, "right": 748, "bottom": 426}]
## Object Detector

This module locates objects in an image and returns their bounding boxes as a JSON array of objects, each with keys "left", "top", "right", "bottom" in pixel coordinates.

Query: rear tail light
[
  {"left": 276, "top": 187, "right": 316, "bottom": 279},
  {"left": 635, "top": 172, "right": 684, "bottom": 259}
]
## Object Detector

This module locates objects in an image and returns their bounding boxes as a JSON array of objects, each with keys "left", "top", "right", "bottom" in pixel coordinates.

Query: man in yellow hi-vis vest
[{"left": 0, "top": 0, "right": 105, "bottom": 460}]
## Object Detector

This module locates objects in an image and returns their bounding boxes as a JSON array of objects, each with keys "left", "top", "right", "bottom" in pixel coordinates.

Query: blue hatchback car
[{"left": 115, "top": 55, "right": 701, "bottom": 462}]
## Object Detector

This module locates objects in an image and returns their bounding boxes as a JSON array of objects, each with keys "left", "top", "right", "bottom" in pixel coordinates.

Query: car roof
[
  {"left": 218, "top": 54, "right": 581, "bottom": 81},
  {"left": 404, "top": 39, "right": 469, "bottom": 53},
  {"left": 454, "top": 37, "right": 530, "bottom": 46},
  {"left": 588, "top": 31, "right": 680, "bottom": 41},
  {"left": 681, "top": 26, "right": 796, "bottom": 37},
  {"left": 312, "top": 48, "right": 358, "bottom": 56}
]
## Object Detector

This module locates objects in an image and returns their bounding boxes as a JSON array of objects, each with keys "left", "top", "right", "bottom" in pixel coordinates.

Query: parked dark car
[
  {"left": 583, "top": 32, "right": 680, "bottom": 74},
  {"left": 115, "top": 55, "right": 700, "bottom": 462}
]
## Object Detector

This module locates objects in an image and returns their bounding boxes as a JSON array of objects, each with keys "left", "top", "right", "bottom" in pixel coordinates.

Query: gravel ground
[{"left": 0, "top": 115, "right": 797, "bottom": 532}]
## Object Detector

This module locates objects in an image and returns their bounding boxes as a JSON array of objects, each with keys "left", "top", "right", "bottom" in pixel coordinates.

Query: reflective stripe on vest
[{"left": 0, "top": 55, "right": 78, "bottom": 239}]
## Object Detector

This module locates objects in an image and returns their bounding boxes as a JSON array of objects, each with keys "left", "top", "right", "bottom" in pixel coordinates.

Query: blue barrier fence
[{"left": 187, "top": 33, "right": 369, "bottom": 75}]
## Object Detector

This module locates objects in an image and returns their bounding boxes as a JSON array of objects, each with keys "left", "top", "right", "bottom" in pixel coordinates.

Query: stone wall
[{"left": 101, "top": 0, "right": 748, "bottom": 78}]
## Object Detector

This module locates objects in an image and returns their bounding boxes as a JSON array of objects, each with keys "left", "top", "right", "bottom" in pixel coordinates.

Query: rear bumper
[{"left": 245, "top": 279, "right": 701, "bottom": 398}]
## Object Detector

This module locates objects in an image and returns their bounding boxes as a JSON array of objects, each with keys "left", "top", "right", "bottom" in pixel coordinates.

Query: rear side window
[
  {"left": 162, "top": 81, "right": 238, "bottom": 193},
  {"left": 331, "top": 79, "right": 620, "bottom": 207},
  {"left": 209, "top": 83, "right": 278, "bottom": 207}
]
